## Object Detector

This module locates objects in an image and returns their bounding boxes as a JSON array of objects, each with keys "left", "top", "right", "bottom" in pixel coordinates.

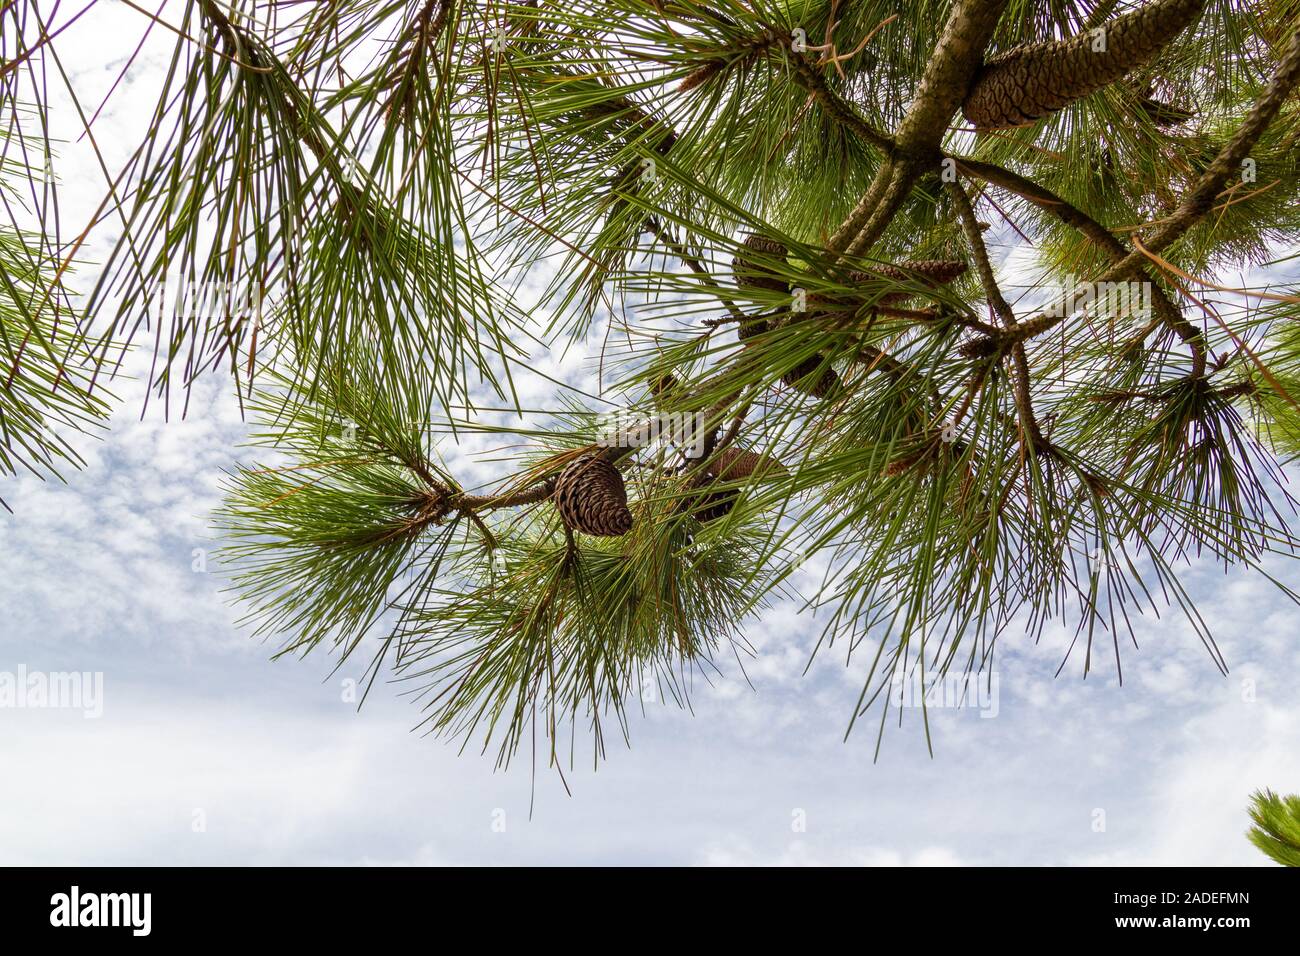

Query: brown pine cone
[
  {"left": 650, "top": 372, "right": 679, "bottom": 403},
  {"left": 958, "top": 334, "right": 1002, "bottom": 360},
  {"left": 884, "top": 449, "right": 929, "bottom": 477},
  {"left": 736, "top": 314, "right": 772, "bottom": 341},
  {"left": 1138, "top": 95, "right": 1194, "bottom": 127},
  {"left": 850, "top": 260, "right": 969, "bottom": 304},
  {"left": 705, "top": 446, "right": 787, "bottom": 481},
  {"left": 687, "top": 488, "right": 738, "bottom": 523},
  {"left": 733, "top": 233, "right": 789, "bottom": 294},
  {"left": 782, "top": 355, "right": 841, "bottom": 399},
  {"left": 679, "top": 61, "right": 725, "bottom": 92},
  {"left": 553, "top": 455, "right": 634, "bottom": 537},
  {"left": 962, "top": 0, "right": 1206, "bottom": 129},
  {"left": 743, "top": 234, "right": 786, "bottom": 257}
]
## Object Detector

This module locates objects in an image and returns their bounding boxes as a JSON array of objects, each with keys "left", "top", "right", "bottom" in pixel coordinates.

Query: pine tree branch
[
  {"left": 451, "top": 482, "right": 555, "bottom": 512},
  {"left": 550, "top": 66, "right": 765, "bottom": 327},
  {"left": 646, "top": 216, "right": 747, "bottom": 324},
  {"left": 948, "top": 179, "right": 1047, "bottom": 448},
  {"left": 784, "top": 50, "right": 895, "bottom": 156},
  {"left": 426, "top": 394, "right": 753, "bottom": 519},
  {"left": 382, "top": 0, "right": 455, "bottom": 123},
  {"left": 947, "top": 181, "right": 1015, "bottom": 328},
  {"left": 827, "top": 160, "right": 894, "bottom": 252},
  {"left": 954, "top": 157, "right": 1129, "bottom": 258},
  {"left": 892, "top": 0, "right": 1010, "bottom": 155},
  {"left": 1117, "top": 25, "right": 1300, "bottom": 269},
  {"left": 163, "top": 1, "right": 1300, "bottom": 760},
  {"left": 954, "top": 156, "right": 1206, "bottom": 375},
  {"left": 827, "top": 0, "right": 1010, "bottom": 257},
  {"left": 841, "top": 160, "right": 918, "bottom": 258},
  {"left": 978, "top": 27, "right": 1300, "bottom": 350}
]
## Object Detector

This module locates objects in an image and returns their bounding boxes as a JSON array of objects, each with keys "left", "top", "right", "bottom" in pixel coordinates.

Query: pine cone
[
  {"left": 650, "top": 372, "right": 679, "bottom": 403},
  {"left": 782, "top": 355, "right": 841, "bottom": 399},
  {"left": 1138, "top": 95, "right": 1194, "bottom": 127},
  {"left": 962, "top": 0, "right": 1206, "bottom": 129},
  {"left": 737, "top": 314, "right": 771, "bottom": 341},
  {"left": 958, "top": 334, "right": 1002, "bottom": 360},
  {"left": 553, "top": 455, "right": 634, "bottom": 537},
  {"left": 705, "top": 446, "right": 787, "bottom": 481},
  {"left": 850, "top": 260, "right": 969, "bottom": 304},
  {"left": 687, "top": 488, "right": 738, "bottom": 523},
  {"left": 743, "top": 234, "right": 786, "bottom": 257},
  {"left": 884, "top": 449, "right": 929, "bottom": 477},
  {"left": 733, "top": 233, "right": 789, "bottom": 294},
  {"left": 679, "top": 61, "right": 725, "bottom": 92}
]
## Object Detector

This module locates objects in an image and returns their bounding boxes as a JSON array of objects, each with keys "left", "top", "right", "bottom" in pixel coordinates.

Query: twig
[
  {"left": 784, "top": 50, "right": 895, "bottom": 155},
  {"left": 955, "top": 155, "right": 1206, "bottom": 375},
  {"left": 1130, "top": 238, "right": 1300, "bottom": 305},
  {"left": 1106, "top": 27, "right": 1300, "bottom": 279},
  {"left": 948, "top": 179, "right": 1048, "bottom": 449}
]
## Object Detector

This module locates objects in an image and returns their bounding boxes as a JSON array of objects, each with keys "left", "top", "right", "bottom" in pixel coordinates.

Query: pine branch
[
  {"left": 948, "top": 179, "right": 1048, "bottom": 449},
  {"left": 784, "top": 50, "right": 895, "bottom": 156},
  {"left": 1247, "top": 789, "right": 1300, "bottom": 866},
  {"left": 954, "top": 156, "right": 1206, "bottom": 375},
  {"left": 892, "top": 0, "right": 1011, "bottom": 154},
  {"left": 1112, "top": 25, "right": 1300, "bottom": 274},
  {"left": 983, "top": 27, "right": 1300, "bottom": 350},
  {"left": 21, "top": 0, "right": 1298, "bottom": 764},
  {"left": 828, "top": 0, "right": 1010, "bottom": 255}
]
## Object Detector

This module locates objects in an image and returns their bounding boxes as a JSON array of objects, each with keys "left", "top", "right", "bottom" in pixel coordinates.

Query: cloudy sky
[{"left": 2, "top": 3, "right": 1298, "bottom": 866}]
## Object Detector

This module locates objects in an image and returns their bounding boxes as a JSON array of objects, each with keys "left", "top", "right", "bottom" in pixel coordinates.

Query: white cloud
[{"left": 1, "top": 1, "right": 1298, "bottom": 868}]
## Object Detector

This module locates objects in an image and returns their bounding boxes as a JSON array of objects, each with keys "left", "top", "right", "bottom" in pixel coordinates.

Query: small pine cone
[
  {"left": 962, "top": 0, "right": 1206, "bottom": 129},
  {"left": 650, "top": 372, "right": 679, "bottom": 403},
  {"left": 1213, "top": 379, "right": 1257, "bottom": 401},
  {"left": 736, "top": 314, "right": 771, "bottom": 341},
  {"left": 688, "top": 488, "right": 738, "bottom": 523},
  {"left": 875, "top": 260, "right": 969, "bottom": 287},
  {"left": 706, "top": 446, "right": 787, "bottom": 481},
  {"left": 884, "top": 450, "right": 928, "bottom": 477},
  {"left": 958, "top": 334, "right": 1002, "bottom": 360},
  {"left": 1079, "top": 471, "right": 1111, "bottom": 500},
  {"left": 743, "top": 234, "right": 786, "bottom": 258},
  {"left": 733, "top": 233, "right": 789, "bottom": 294},
  {"left": 782, "top": 355, "right": 841, "bottom": 399},
  {"left": 1138, "top": 96, "right": 1194, "bottom": 127},
  {"left": 679, "top": 61, "right": 725, "bottom": 92},
  {"left": 553, "top": 455, "right": 634, "bottom": 537},
  {"left": 849, "top": 260, "right": 968, "bottom": 304}
]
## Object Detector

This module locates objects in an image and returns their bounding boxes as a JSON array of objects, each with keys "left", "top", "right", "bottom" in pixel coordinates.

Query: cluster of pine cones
[{"left": 552, "top": 445, "right": 788, "bottom": 538}]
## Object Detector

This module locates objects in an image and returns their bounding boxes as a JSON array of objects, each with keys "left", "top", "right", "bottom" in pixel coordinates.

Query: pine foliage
[
  {"left": 4, "top": 0, "right": 1300, "bottom": 767},
  {"left": 1247, "top": 789, "right": 1300, "bottom": 866}
]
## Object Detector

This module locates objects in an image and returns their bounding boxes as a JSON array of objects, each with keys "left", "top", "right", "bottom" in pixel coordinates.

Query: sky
[{"left": 1, "top": 2, "right": 1298, "bottom": 867}]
